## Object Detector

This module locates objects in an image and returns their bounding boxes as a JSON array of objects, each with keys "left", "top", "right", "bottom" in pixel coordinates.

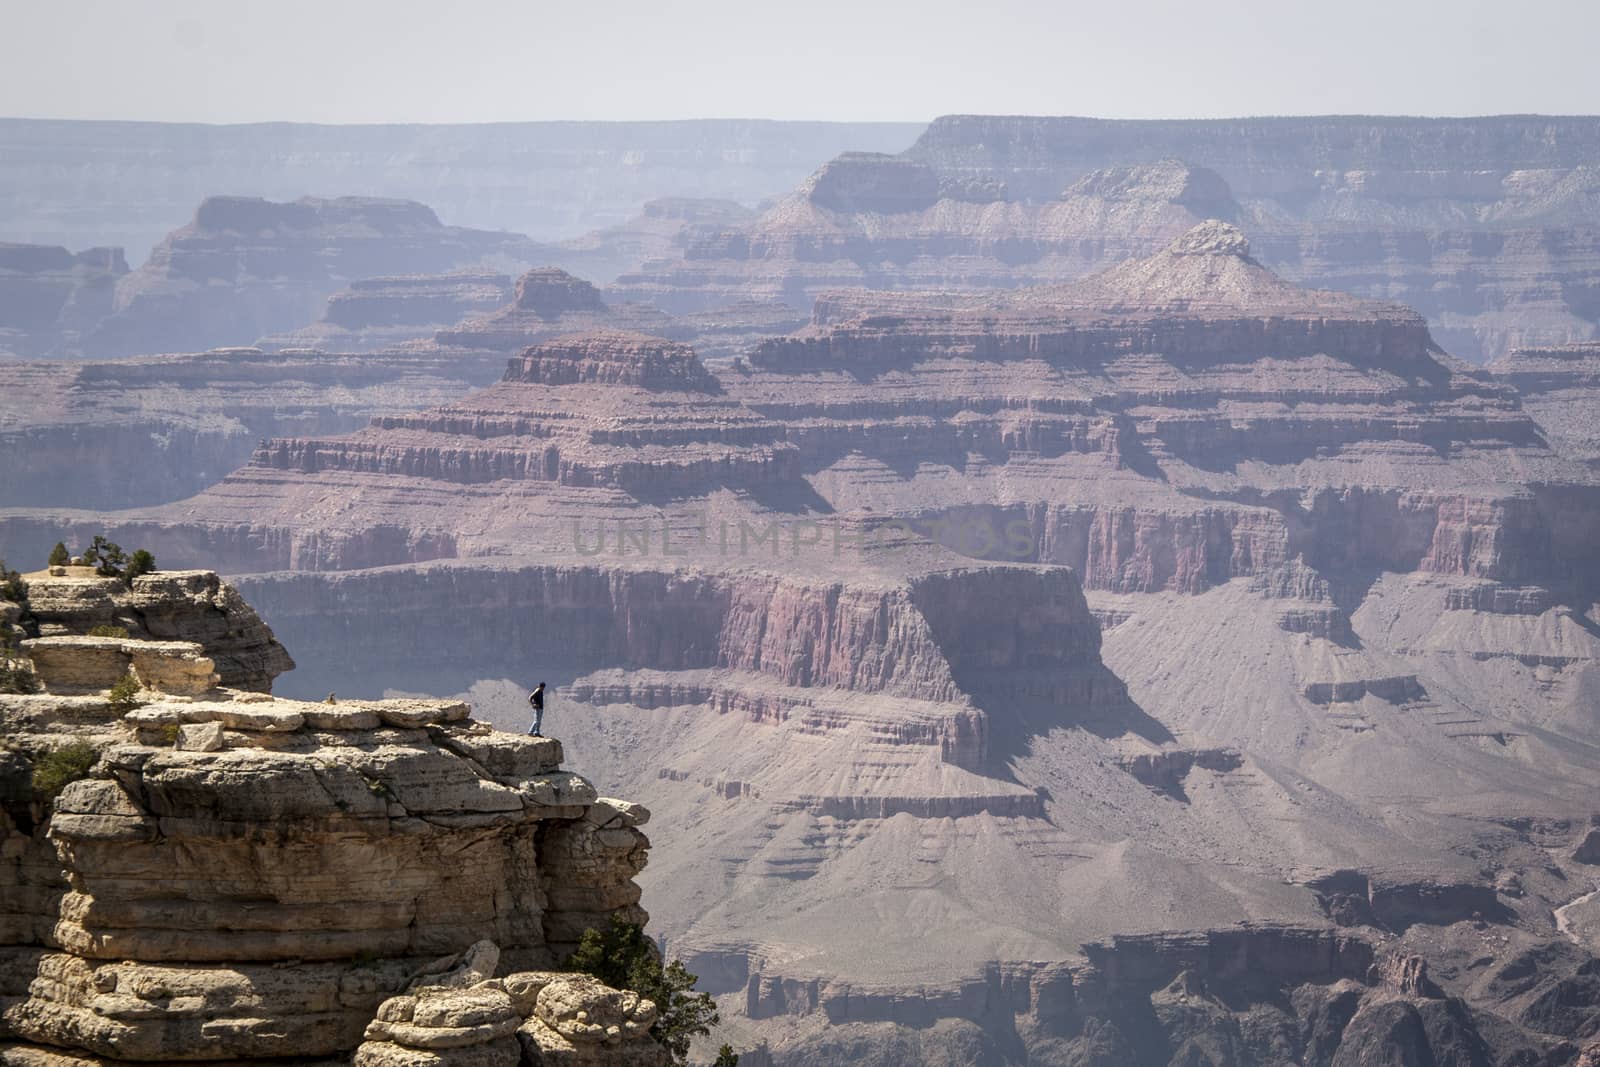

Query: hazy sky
[{"left": 4, "top": 0, "right": 1598, "bottom": 124}]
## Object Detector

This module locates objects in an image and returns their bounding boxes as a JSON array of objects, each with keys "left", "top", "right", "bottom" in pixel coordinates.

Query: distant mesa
[{"left": 193, "top": 193, "right": 446, "bottom": 233}]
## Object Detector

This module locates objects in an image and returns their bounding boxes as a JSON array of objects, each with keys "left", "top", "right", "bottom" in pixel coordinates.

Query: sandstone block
[
  {"left": 20, "top": 637, "right": 129, "bottom": 693},
  {"left": 176, "top": 722, "right": 224, "bottom": 752},
  {"left": 127, "top": 642, "right": 218, "bottom": 696},
  {"left": 123, "top": 706, "right": 201, "bottom": 726},
  {"left": 534, "top": 974, "right": 658, "bottom": 1042},
  {"left": 431, "top": 729, "right": 563, "bottom": 778},
  {"left": 517, "top": 773, "right": 598, "bottom": 809},
  {"left": 412, "top": 987, "right": 516, "bottom": 1030},
  {"left": 409, "top": 941, "right": 501, "bottom": 992},
  {"left": 587, "top": 797, "right": 650, "bottom": 829},
  {"left": 501, "top": 972, "right": 557, "bottom": 1018}
]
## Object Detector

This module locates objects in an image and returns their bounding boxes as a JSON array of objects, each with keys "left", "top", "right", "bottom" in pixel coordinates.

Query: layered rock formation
[
  {"left": 0, "top": 244, "right": 127, "bottom": 359},
  {"left": 76, "top": 196, "right": 550, "bottom": 358},
  {"left": 906, "top": 115, "right": 1600, "bottom": 206},
  {"left": 0, "top": 574, "right": 661, "bottom": 1065},
  {"left": 19, "top": 567, "right": 293, "bottom": 692},
  {"left": 6, "top": 224, "right": 1600, "bottom": 1064},
  {"left": 0, "top": 261, "right": 799, "bottom": 513}
]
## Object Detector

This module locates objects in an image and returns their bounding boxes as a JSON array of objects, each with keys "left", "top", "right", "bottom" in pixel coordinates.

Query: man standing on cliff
[{"left": 527, "top": 682, "right": 546, "bottom": 737}]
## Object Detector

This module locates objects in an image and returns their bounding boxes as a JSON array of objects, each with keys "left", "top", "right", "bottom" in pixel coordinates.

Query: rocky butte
[
  {"left": 7, "top": 221, "right": 1600, "bottom": 1061},
  {"left": 0, "top": 566, "right": 669, "bottom": 1065}
]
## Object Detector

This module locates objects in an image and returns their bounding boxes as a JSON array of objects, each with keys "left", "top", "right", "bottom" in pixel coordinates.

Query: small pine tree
[
  {"left": 124, "top": 549, "right": 157, "bottom": 582},
  {"left": 86, "top": 536, "right": 128, "bottom": 579},
  {"left": 48, "top": 542, "right": 70, "bottom": 567},
  {"left": 714, "top": 1045, "right": 740, "bottom": 1066},
  {"left": 566, "top": 918, "right": 720, "bottom": 1064}
]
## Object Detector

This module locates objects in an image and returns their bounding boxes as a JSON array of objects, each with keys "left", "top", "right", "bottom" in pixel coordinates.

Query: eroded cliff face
[
  {"left": 0, "top": 577, "right": 663, "bottom": 1066},
  {"left": 611, "top": 155, "right": 1233, "bottom": 316}
]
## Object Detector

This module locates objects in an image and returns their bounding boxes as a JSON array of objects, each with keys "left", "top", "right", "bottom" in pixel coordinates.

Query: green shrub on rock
[
  {"left": 106, "top": 672, "right": 144, "bottom": 714},
  {"left": 30, "top": 741, "right": 98, "bottom": 801},
  {"left": 77, "top": 539, "right": 157, "bottom": 584},
  {"left": 48, "top": 543, "right": 70, "bottom": 568},
  {"left": 88, "top": 624, "right": 131, "bottom": 638},
  {"left": 566, "top": 917, "right": 720, "bottom": 1064}
]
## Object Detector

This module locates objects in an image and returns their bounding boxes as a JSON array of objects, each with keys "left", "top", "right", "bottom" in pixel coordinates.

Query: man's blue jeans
[{"left": 528, "top": 706, "right": 543, "bottom": 736}]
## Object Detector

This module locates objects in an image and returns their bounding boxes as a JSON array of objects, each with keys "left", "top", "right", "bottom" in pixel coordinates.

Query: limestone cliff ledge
[{"left": 1, "top": 640, "right": 658, "bottom": 1063}]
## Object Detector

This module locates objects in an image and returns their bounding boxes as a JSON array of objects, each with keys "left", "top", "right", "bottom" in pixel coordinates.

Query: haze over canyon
[{"left": 5, "top": 75, "right": 1600, "bottom": 1067}]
